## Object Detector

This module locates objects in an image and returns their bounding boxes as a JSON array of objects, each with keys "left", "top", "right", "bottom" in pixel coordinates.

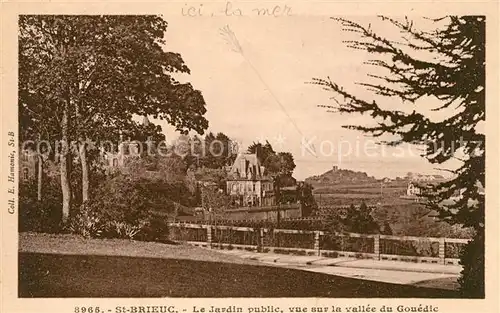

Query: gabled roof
[{"left": 228, "top": 153, "right": 268, "bottom": 180}]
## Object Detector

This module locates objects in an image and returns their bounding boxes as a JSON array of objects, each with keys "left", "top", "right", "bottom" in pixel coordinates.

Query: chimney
[
  {"left": 240, "top": 157, "right": 246, "bottom": 178},
  {"left": 130, "top": 141, "right": 139, "bottom": 155},
  {"left": 118, "top": 130, "right": 124, "bottom": 155}
]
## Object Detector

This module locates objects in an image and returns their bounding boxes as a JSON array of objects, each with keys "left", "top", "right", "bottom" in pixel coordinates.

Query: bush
[
  {"left": 65, "top": 204, "right": 104, "bottom": 238},
  {"left": 458, "top": 230, "right": 484, "bottom": 298},
  {"left": 84, "top": 173, "right": 175, "bottom": 241},
  {"left": 19, "top": 180, "right": 62, "bottom": 233},
  {"left": 136, "top": 215, "right": 170, "bottom": 242},
  {"left": 64, "top": 174, "right": 173, "bottom": 242},
  {"left": 104, "top": 220, "right": 146, "bottom": 240},
  {"left": 322, "top": 251, "right": 339, "bottom": 258}
]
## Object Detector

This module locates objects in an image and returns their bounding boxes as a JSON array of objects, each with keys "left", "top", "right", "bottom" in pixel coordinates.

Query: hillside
[
  {"left": 305, "top": 167, "right": 378, "bottom": 186},
  {"left": 305, "top": 166, "right": 411, "bottom": 207}
]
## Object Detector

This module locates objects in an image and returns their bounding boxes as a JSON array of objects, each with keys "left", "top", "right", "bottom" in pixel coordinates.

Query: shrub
[
  {"left": 458, "top": 230, "right": 484, "bottom": 298},
  {"left": 84, "top": 173, "right": 175, "bottom": 242},
  {"left": 19, "top": 180, "right": 62, "bottom": 233},
  {"left": 355, "top": 253, "right": 365, "bottom": 259},
  {"left": 322, "top": 251, "right": 339, "bottom": 258},
  {"left": 104, "top": 220, "right": 146, "bottom": 240},
  {"left": 136, "top": 215, "right": 170, "bottom": 243},
  {"left": 65, "top": 204, "right": 104, "bottom": 238}
]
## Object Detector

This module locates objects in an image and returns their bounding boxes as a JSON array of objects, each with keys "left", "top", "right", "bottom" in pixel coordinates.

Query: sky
[{"left": 148, "top": 15, "right": 462, "bottom": 180}]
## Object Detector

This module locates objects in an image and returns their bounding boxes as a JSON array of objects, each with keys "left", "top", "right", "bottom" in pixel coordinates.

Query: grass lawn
[{"left": 19, "top": 233, "right": 459, "bottom": 298}]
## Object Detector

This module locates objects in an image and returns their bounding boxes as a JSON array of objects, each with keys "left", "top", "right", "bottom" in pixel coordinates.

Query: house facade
[
  {"left": 406, "top": 175, "right": 448, "bottom": 198},
  {"left": 406, "top": 182, "right": 422, "bottom": 197},
  {"left": 226, "top": 153, "right": 275, "bottom": 207},
  {"left": 19, "top": 149, "right": 38, "bottom": 183},
  {"left": 101, "top": 138, "right": 141, "bottom": 170},
  {"left": 101, "top": 116, "right": 150, "bottom": 170}
]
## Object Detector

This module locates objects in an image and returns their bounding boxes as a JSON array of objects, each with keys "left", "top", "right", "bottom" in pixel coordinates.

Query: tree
[
  {"left": 319, "top": 207, "right": 348, "bottom": 234},
  {"left": 297, "top": 182, "right": 318, "bottom": 216},
  {"left": 215, "top": 132, "right": 237, "bottom": 167},
  {"left": 200, "top": 184, "right": 232, "bottom": 224},
  {"left": 247, "top": 141, "right": 275, "bottom": 165},
  {"left": 312, "top": 16, "right": 484, "bottom": 296},
  {"left": 124, "top": 154, "right": 187, "bottom": 183},
  {"left": 381, "top": 221, "right": 393, "bottom": 235},
  {"left": 345, "top": 201, "right": 379, "bottom": 234},
  {"left": 247, "top": 143, "right": 296, "bottom": 179},
  {"left": 201, "top": 132, "right": 236, "bottom": 169},
  {"left": 19, "top": 16, "right": 208, "bottom": 221}
]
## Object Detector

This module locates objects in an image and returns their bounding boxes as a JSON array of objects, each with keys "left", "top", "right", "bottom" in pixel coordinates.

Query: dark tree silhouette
[{"left": 311, "top": 16, "right": 485, "bottom": 297}]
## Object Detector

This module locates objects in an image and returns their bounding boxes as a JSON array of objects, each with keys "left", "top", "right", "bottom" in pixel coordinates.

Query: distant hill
[{"left": 305, "top": 167, "right": 378, "bottom": 186}]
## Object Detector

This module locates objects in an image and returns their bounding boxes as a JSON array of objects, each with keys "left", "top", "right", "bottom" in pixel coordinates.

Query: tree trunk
[
  {"left": 37, "top": 154, "right": 43, "bottom": 201},
  {"left": 75, "top": 97, "right": 90, "bottom": 204},
  {"left": 60, "top": 103, "right": 72, "bottom": 223},
  {"left": 79, "top": 141, "right": 89, "bottom": 203}
]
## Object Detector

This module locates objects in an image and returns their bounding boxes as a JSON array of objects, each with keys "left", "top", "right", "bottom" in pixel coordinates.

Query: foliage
[
  {"left": 312, "top": 16, "right": 485, "bottom": 295},
  {"left": 124, "top": 154, "right": 187, "bottom": 183},
  {"left": 248, "top": 142, "right": 296, "bottom": 178},
  {"left": 200, "top": 184, "right": 233, "bottom": 222},
  {"left": 320, "top": 202, "right": 380, "bottom": 235},
  {"left": 178, "top": 132, "right": 238, "bottom": 170},
  {"left": 135, "top": 215, "right": 171, "bottom": 242},
  {"left": 297, "top": 183, "right": 318, "bottom": 216},
  {"left": 19, "top": 180, "right": 62, "bottom": 233},
  {"left": 381, "top": 221, "right": 393, "bottom": 235},
  {"left": 319, "top": 207, "right": 348, "bottom": 233},
  {"left": 19, "top": 15, "right": 209, "bottom": 137},
  {"left": 95, "top": 173, "right": 195, "bottom": 220},
  {"left": 193, "top": 167, "right": 228, "bottom": 189},
  {"left": 345, "top": 202, "right": 380, "bottom": 234},
  {"left": 63, "top": 172, "right": 192, "bottom": 239},
  {"left": 458, "top": 229, "right": 484, "bottom": 298},
  {"left": 104, "top": 220, "right": 145, "bottom": 240},
  {"left": 19, "top": 15, "right": 209, "bottom": 220},
  {"left": 203, "top": 132, "right": 238, "bottom": 168},
  {"left": 66, "top": 204, "right": 104, "bottom": 238},
  {"left": 65, "top": 173, "right": 182, "bottom": 241},
  {"left": 247, "top": 141, "right": 275, "bottom": 165}
]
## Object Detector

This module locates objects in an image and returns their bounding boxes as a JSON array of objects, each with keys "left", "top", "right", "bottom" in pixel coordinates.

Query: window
[
  {"left": 23, "top": 168, "right": 29, "bottom": 180},
  {"left": 112, "top": 158, "right": 118, "bottom": 167}
]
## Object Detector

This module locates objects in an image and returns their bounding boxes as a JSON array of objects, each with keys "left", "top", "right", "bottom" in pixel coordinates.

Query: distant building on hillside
[
  {"left": 102, "top": 136, "right": 141, "bottom": 170},
  {"left": 406, "top": 182, "right": 422, "bottom": 197},
  {"left": 406, "top": 175, "right": 448, "bottom": 198},
  {"left": 226, "top": 153, "right": 275, "bottom": 207}
]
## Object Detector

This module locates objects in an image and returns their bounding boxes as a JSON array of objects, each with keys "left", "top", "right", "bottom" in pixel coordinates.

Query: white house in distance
[{"left": 406, "top": 174, "right": 447, "bottom": 197}]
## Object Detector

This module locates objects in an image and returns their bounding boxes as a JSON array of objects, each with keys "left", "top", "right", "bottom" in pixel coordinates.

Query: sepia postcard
[{"left": 1, "top": 1, "right": 499, "bottom": 313}]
